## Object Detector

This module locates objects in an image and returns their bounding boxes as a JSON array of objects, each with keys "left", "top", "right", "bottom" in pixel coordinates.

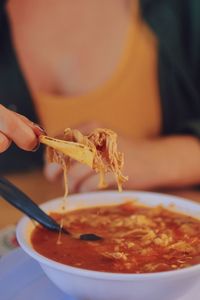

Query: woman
[{"left": 0, "top": 0, "right": 200, "bottom": 192}]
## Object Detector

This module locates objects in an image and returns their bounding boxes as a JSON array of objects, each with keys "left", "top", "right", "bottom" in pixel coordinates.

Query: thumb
[
  {"left": 78, "top": 173, "right": 116, "bottom": 193},
  {"left": 44, "top": 162, "right": 63, "bottom": 182}
]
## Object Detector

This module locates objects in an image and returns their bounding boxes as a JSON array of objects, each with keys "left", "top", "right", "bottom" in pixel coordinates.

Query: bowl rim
[{"left": 16, "top": 190, "right": 200, "bottom": 281}]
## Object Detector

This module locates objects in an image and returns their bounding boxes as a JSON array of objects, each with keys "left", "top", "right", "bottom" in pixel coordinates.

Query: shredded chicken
[{"left": 46, "top": 128, "right": 128, "bottom": 195}]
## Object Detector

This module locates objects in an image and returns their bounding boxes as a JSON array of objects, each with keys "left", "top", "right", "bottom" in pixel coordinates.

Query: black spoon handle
[{"left": 0, "top": 177, "right": 64, "bottom": 233}]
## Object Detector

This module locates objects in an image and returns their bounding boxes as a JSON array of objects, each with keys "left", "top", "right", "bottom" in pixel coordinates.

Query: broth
[{"left": 31, "top": 202, "right": 200, "bottom": 273}]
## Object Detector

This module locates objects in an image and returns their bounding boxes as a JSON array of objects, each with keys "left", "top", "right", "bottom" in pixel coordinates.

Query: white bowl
[{"left": 16, "top": 191, "right": 200, "bottom": 300}]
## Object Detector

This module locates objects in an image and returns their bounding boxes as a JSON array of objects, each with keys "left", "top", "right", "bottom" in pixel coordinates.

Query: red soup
[{"left": 31, "top": 202, "right": 200, "bottom": 273}]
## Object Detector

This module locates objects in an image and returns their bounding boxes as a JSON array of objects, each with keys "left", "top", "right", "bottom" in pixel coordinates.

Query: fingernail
[
  {"left": 31, "top": 141, "right": 40, "bottom": 152},
  {"left": 33, "top": 123, "right": 47, "bottom": 135}
]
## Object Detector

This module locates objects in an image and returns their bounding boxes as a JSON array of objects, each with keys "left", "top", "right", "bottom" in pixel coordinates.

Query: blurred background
[{"left": 0, "top": 0, "right": 200, "bottom": 253}]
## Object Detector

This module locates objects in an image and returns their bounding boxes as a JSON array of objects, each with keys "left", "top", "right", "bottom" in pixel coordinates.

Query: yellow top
[{"left": 33, "top": 10, "right": 161, "bottom": 139}]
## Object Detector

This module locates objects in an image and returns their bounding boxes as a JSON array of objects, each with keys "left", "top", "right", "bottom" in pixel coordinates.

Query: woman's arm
[
  {"left": 121, "top": 135, "right": 200, "bottom": 190},
  {"left": 68, "top": 135, "right": 200, "bottom": 193}
]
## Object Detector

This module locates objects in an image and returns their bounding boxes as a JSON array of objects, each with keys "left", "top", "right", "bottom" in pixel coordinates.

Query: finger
[
  {"left": 14, "top": 112, "right": 34, "bottom": 126},
  {"left": 14, "top": 112, "right": 46, "bottom": 136},
  {"left": 44, "top": 162, "right": 63, "bottom": 182},
  {"left": 0, "top": 132, "right": 11, "bottom": 153},
  {"left": 0, "top": 105, "right": 38, "bottom": 150},
  {"left": 77, "top": 172, "right": 116, "bottom": 193}
]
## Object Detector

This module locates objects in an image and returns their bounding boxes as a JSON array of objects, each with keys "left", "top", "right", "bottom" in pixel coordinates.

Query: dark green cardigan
[{"left": 0, "top": 0, "right": 200, "bottom": 173}]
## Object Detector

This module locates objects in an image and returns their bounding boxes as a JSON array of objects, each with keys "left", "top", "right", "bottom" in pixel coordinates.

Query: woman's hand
[
  {"left": 0, "top": 104, "right": 44, "bottom": 153},
  {"left": 43, "top": 122, "right": 159, "bottom": 192},
  {"left": 44, "top": 122, "right": 108, "bottom": 191},
  {"left": 44, "top": 122, "right": 131, "bottom": 193}
]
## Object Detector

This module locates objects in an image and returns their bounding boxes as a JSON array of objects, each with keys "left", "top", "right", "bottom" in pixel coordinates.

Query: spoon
[
  {"left": 0, "top": 177, "right": 102, "bottom": 241},
  {"left": 39, "top": 135, "right": 95, "bottom": 168}
]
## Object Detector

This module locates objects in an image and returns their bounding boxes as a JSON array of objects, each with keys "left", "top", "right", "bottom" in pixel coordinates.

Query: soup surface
[{"left": 31, "top": 202, "right": 200, "bottom": 273}]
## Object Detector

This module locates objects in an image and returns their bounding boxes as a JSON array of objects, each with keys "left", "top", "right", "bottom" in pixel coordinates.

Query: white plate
[{"left": 0, "top": 248, "right": 200, "bottom": 300}]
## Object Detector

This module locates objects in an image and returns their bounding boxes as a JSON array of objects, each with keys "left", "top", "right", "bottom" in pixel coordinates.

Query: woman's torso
[{"left": 7, "top": 0, "right": 161, "bottom": 138}]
